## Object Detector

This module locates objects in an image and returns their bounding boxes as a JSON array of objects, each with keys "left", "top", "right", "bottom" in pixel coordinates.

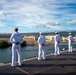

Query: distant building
[
  {"left": 73, "top": 36, "right": 76, "bottom": 41},
  {"left": 62, "top": 36, "right": 68, "bottom": 42},
  {"left": 23, "top": 36, "right": 37, "bottom": 41},
  {"left": 45, "top": 35, "right": 54, "bottom": 41},
  {"left": 23, "top": 36, "right": 38, "bottom": 46}
]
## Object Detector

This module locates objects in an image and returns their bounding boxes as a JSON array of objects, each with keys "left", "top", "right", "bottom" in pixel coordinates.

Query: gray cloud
[
  {"left": 67, "top": 20, "right": 76, "bottom": 25},
  {"left": 46, "top": 21, "right": 60, "bottom": 26}
]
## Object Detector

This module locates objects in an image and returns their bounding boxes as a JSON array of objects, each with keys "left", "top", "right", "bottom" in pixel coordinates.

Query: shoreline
[{"left": 0, "top": 36, "right": 76, "bottom": 47}]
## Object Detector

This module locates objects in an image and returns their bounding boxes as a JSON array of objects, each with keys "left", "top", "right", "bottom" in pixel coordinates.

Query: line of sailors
[
  {"left": 38, "top": 32, "right": 74, "bottom": 60},
  {"left": 10, "top": 28, "right": 74, "bottom": 67}
]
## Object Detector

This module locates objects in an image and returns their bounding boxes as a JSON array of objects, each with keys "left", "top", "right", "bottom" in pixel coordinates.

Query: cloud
[
  {"left": 46, "top": 21, "right": 60, "bottom": 26},
  {"left": 0, "top": 10, "right": 7, "bottom": 17},
  {"left": 36, "top": 24, "right": 46, "bottom": 28},
  {"left": 67, "top": 20, "right": 76, "bottom": 25},
  {"left": 0, "top": 0, "right": 76, "bottom": 33},
  {"left": 34, "top": 21, "right": 60, "bottom": 29}
]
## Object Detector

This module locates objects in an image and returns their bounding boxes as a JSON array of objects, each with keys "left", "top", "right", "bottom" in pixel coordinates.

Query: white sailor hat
[
  {"left": 55, "top": 31, "right": 58, "bottom": 34},
  {"left": 39, "top": 32, "right": 43, "bottom": 34},
  {"left": 69, "top": 33, "right": 71, "bottom": 35}
]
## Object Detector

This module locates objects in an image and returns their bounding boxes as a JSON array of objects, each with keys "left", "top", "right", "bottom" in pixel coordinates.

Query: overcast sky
[{"left": 0, "top": 0, "right": 76, "bottom": 33}]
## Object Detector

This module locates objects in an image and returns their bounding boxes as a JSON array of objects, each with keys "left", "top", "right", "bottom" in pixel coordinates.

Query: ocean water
[{"left": 0, "top": 44, "right": 76, "bottom": 63}]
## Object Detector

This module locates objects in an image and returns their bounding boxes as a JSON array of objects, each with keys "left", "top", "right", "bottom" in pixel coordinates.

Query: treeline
[{"left": 0, "top": 40, "right": 26, "bottom": 48}]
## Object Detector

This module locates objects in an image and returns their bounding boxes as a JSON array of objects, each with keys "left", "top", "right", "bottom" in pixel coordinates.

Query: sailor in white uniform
[
  {"left": 38, "top": 32, "right": 46, "bottom": 60},
  {"left": 10, "top": 28, "right": 24, "bottom": 67},
  {"left": 68, "top": 33, "right": 73, "bottom": 52},
  {"left": 54, "top": 32, "right": 61, "bottom": 55}
]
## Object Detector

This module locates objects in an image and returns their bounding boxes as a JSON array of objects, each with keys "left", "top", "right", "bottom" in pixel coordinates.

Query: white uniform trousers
[
  {"left": 54, "top": 42, "right": 60, "bottom": 55},
  {"left": 68, "top": 43, "right": 72, "bottom": 52},
  {"left": 11, "top": 44, "right": 22, "bottom": 66},
  {"left": 38, "top": 44, "right": 46, "bottom": 60}
]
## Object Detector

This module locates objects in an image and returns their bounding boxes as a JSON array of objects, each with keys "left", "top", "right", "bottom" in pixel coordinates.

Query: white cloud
[
  {"left": 0, "top": 0, "right": 76, "bottom": 32},
  {"left": 0, "top": 10, "right": 7, "bottom": 17},
  {"left": 67, "top": 20, "right": 76, "bottom": 25},
  {"left": 36, "top": 24, "right": 46, "bottom": 28}
]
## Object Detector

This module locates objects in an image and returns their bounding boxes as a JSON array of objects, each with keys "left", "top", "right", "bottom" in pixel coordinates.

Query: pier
[{"left": 0, "top": 50, "right": 76, "bottom": 75}]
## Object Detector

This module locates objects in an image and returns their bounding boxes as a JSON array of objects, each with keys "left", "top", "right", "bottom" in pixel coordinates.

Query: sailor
[
  {"left": 54, "top": 32, "right": 61, "bottom": 55},
  {"left": 38, "top": 32, "right": 46, "bottom": 60},
  {"left": 68, "top": 33, "right": 73, "bottom": 52},
  {"left": 10, "top": 28, "right": 24, "bottom": 67}
]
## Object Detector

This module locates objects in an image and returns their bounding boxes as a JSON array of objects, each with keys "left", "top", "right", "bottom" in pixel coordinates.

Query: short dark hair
[
  {"left": 14, "top": 28, "right": 18, "bottom": 32},
  {"left": 56, "top": 32, "right": 58, "bottom": 34}
]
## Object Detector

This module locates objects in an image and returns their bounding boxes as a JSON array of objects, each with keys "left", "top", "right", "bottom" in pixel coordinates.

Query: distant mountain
[{"left": 0, "top": 31, "right": 76, "bottom": 37}]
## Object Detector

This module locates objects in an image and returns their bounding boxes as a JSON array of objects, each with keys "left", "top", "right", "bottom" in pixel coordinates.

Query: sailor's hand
[
  {"left": 71, "top": 41, "right": 73, "bottom": 43},
  {"left": 16, "top": 42, "right": 20, "bottom": 45},
  {"left": 58, "top": 41, "right": 60, "bottom": 43},
  {"left": 42, "top": 44, "right": 45, "bottom": 46}
]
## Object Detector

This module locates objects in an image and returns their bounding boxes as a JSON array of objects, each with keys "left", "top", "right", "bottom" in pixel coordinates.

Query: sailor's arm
[{"left": 10, "top": 33, "right": 15, "bottom": 44}]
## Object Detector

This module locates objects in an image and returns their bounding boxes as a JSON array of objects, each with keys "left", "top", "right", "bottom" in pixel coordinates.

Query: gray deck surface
[{"left": 0, "top": 50, "right": 76, "bottom": 75}]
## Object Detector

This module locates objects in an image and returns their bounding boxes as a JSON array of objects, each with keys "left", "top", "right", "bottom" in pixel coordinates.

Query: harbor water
[{"left": 0, "top": 44, "right": 76, "bottom": 63}]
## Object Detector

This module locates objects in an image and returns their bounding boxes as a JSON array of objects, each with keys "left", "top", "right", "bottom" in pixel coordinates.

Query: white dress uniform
[
  {"left": 54, "top": 34, "right": 61, "bottom": 55},
  {"left": 38, "top": 35, "right": 46, "bottom": 60},
  {"left": 10, "top": 32, "right": 23, "bottom": 66},
  {"left": 68, "top": 34, "right": 73, "bottom": 52}
]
